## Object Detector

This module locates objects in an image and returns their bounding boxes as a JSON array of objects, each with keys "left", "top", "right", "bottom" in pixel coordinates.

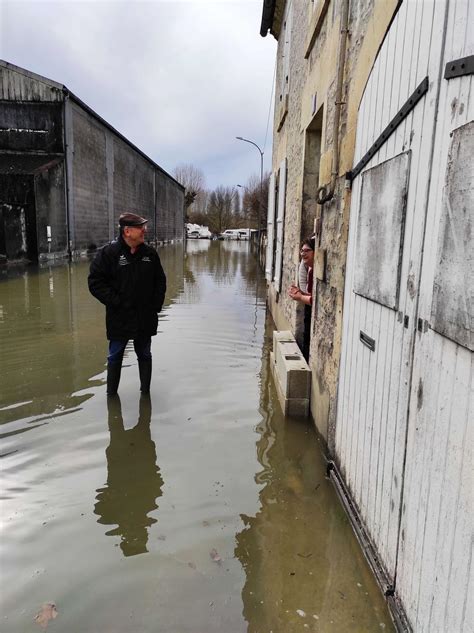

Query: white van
[{"left": 220, "top": 229, "right": 250, "bottom": 240}]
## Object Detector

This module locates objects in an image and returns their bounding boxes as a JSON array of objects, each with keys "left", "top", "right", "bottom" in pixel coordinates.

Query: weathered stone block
[
  {"left": 271, "top": 331, "right": 311, "bottom": 417},
  {"left": 270, "top": 353, "right": 310, "bottom": 418}
]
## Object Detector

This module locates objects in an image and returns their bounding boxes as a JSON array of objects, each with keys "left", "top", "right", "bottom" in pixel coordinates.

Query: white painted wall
[
  {"left": 335, "top": 1, "right": 473, "bottom": 630},
  {"left": 395, "top": 1, "right": 473, "bottom": 630}
]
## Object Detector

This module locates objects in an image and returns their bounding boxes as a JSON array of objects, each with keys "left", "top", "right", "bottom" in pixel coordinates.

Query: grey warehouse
[{"left": 0, "top": 60, "right": 185, "bottom": 264}]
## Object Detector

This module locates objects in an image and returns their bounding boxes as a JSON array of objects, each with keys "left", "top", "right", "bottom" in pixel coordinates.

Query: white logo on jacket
[
  {"left": 119, "top": 255, "right": 129, "bottom": 266},
  {"left": 142, "top": 256, "right": 151, "bottom": 262}
]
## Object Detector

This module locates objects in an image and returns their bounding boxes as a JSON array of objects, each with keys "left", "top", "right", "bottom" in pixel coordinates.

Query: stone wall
[{"left": 266, "top": 0, "right": 400, "bottom": 448}]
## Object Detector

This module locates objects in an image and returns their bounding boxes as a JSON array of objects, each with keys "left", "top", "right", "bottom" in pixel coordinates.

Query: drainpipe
[{"left": 316, "top": 0, "right": 350, "bottom": 206}]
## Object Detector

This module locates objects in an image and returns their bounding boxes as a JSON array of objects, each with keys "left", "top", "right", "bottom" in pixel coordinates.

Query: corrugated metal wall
[{"left": 335, "top": 1, "right": 472, "bottom": 630}]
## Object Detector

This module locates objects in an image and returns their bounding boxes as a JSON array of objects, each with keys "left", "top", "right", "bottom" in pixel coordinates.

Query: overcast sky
[{"left": 0, "top": 0, "right": 277, "bottom": 190}]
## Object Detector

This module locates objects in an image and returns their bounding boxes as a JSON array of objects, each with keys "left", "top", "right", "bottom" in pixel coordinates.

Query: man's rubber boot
[
  {"left": 106, "top": 362, "right": 122, "bottom": 396},
  {"left": 138, "top": 359, "right": 152, "bottom": 393}
]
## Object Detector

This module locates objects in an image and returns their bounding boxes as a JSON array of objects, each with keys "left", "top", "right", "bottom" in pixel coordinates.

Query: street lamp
[
  {"left": 236, "top": 184, "right": 250, "bottom": 229},
  {"left": 236, "top": 136, "right": 264, "bottom": 249}
]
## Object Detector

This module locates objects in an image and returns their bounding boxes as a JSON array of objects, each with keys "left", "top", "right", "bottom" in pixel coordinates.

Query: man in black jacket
[{"left": 88, "top": 212, "right": 167, "bottom": 395}]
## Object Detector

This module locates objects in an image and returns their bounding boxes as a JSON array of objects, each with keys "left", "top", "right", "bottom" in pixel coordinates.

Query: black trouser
[{"left": 303, "top": 305, "right": 312, "bottom": 361}]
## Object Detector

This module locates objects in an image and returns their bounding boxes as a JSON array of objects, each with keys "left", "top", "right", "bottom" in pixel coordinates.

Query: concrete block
[
  {"left": 274, "top": 354, "right": 310, "bottom": 399},
  {"left": 274, "top": 339, "right": 311, "bottom": 400},
  {"left": 270, "top": 330, "right": 311, "bottom": 417},
  {"left": 287, "top": 397, "right": 310, "bottom": 417},
  {"left": 288, "top": 364, "right": 311, "bottom": 399},
  {"left": 273, "top": 330, "right": 295, "bottom": 349},
  {"left": 275, "top": 339, "right": 302, "bottom": 371},
  {"left": 270, "top": 356, "right": 310, "bottom": 418}
]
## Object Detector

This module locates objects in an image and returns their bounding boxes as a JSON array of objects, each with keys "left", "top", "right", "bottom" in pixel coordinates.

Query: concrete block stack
[{"left": 270, "top": 330, "right": 311, "bottom": 417}]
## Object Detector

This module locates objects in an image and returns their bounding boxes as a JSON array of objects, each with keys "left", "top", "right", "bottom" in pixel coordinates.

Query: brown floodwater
[{"left": 0, "top": 240, "right": 394, "bottom": 632}]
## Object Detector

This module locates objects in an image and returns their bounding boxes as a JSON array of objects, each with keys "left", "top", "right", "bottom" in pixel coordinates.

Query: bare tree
[
  {"left": 233, "top": 191, "right": 243, "bottom": 226},
  {"left": 192, "top": 189, "right": 209, "bottom": 216},
  {"left": 206, "top": 186, "right": 237, "bottom": 234},
  {"left": 173, "top": 163, "right": 206, "bottom": 216},
  {"left": 241, "top": 172, "right": 270, "bottom": 229}
]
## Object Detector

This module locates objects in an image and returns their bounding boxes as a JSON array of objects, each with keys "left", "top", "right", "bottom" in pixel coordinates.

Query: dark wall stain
[
  {"left": 417, "top": 378, "right": 423, "bottom": 411},
  {"left": 0, "top": 102, "right": 63, "bottom": 153}
]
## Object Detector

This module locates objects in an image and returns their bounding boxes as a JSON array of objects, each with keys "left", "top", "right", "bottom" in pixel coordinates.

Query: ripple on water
[{"left": 0, "top": 246, "right": 394, "bottom": 632}]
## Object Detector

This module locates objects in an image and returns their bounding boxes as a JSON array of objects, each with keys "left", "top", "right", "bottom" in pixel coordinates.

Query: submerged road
[{"left": 0, "top": 240, "right": 393, "bottom": 632}]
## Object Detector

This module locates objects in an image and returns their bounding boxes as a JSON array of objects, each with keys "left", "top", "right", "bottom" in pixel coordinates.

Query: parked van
[
  {"left": 186, "top": 223, "right": 212, "bottom": 239},
  {"left": 220, "top": 229, "right": 250, "bottom": 240}
]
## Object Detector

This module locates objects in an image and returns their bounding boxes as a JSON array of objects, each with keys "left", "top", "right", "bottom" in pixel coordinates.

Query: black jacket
[{"left": 88, "top": 236, "right": 166, "bottom": 340}]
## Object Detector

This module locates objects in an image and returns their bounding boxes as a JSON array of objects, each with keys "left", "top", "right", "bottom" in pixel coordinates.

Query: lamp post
[
  {"left": 236, "top": 136, "right": 264, "bottom": 250},
  {"left": 236, "top": 184, "right": 250, "bottom": 230}
]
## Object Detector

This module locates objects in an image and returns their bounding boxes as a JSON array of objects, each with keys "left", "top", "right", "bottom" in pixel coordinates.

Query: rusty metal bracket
[
  {"left": 444, "top": 55, "right": 474, "bottom": 80},
  {"left": 348, "top": 76, "right": 429, "bottom": 183}
]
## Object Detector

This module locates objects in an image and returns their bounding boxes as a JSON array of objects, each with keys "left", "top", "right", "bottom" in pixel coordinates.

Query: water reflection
[
  {"left": 234, "top": 316, "right": 394, "bottom": 632},
  {"left": 0, "top": 242, "right": 394, "bottom": 632},
  {"left": 94, "top": 395, "right": 163, "bottom": 557},
  {"left": 180, "top": 240, "right": 262, "bottom": 307},
  {"left": 185, "top": 238, "right": 211, "bottom": 254},
  {"left": 185, "top": 240, "right": 253, "bottom": 282}
]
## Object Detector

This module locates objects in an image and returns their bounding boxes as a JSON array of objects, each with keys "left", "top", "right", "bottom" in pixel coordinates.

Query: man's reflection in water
[{"left": 94, "top": 395, "right": 163, "bottom": 557}]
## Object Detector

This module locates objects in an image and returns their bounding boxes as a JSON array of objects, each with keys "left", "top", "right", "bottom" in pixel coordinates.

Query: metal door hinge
[
  {"left": 444, "top": 55, "right": 474, "bottom": 80},
  {"left": 360, "top": 330, "right": 375, "bottom": 352},
  {"left": 349, "top": 76, "right": 428, "bottom": 181},
  {"left": 417, "top": 318, "right": 429, "bottom": 333}
]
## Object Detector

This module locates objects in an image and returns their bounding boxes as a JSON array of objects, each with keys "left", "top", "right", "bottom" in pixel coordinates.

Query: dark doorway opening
[
  {"left": 301, "top": 106, "right": 323, "bottom": 241},
  {"left": 0, "top": 175, "right": 38, "bottom": 263},
  {"left": 295, "top": 107, "right": 323, "bottom": 354}
]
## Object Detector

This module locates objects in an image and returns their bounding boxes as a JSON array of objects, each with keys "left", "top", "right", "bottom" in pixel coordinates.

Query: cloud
[{"left": 1, "top": 0, "right": 276, "bottom": 189}]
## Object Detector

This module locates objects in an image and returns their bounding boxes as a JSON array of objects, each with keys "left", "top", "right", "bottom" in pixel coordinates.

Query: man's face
[{"left": 124, "top": 223, "right": 147, "bottom": 246}]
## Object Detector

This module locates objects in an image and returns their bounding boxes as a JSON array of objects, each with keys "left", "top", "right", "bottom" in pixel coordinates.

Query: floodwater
[{"left": 0, "top": 240, "right": 394, "bottom": 632}]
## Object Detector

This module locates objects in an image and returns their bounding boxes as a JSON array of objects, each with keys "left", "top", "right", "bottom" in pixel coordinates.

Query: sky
[{"left": 0, "top": 0, "right": 277, "bottom": 191}]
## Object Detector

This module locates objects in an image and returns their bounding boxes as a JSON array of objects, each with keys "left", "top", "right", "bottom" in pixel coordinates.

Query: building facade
[
  {"left": 262, "top": 0, "right": 472, "bottom": 630},
  {"left": 0, "top": 61, "right": 185, "bottom": 263},
  {"left": 262, "top": 0, "right": 403, "bottom": 445}
]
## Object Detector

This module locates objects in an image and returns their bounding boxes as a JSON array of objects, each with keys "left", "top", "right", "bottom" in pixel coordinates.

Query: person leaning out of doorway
[
  {"left": 288, "top": 236, "right": 315, "bottom": 360},
  {"left": 88, "top": 212, "right": 167, "bottom": 396}
]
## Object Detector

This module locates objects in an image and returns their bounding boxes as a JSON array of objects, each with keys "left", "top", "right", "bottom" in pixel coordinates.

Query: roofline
[
  {"left": 0, "top": 59, "right": 185, "bottom": 191},
  {"left": 0, "top": 59, "right": 64, "bottom": 91},
  {"left": 65, "top": 91, "right": 184, "bottom": 190},
  {"left": 260, "top": 0, "right": 277, "bottom": 37}
]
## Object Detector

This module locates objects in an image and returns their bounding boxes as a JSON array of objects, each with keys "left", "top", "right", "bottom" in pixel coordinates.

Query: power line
[{"left": 263, "top": 56, "right": 276, "bottom": 155}]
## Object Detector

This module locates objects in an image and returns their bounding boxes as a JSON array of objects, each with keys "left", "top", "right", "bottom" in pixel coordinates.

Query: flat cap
[{"left": 119, "top": 212, "right": 148, "bottom": 227}]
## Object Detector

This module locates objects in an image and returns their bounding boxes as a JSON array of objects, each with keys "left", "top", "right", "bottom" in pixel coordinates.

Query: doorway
[{"left": 0, "top": 175, "right": 38, "bottom": 262}]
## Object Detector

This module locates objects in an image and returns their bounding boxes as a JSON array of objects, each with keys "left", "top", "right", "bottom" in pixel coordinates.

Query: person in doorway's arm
[
  {"left": 88, "top": 212, "right": 167, "bottom": 396},
  {"left": 288, "top": 237, "right": 315, "bottom": 360}
]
